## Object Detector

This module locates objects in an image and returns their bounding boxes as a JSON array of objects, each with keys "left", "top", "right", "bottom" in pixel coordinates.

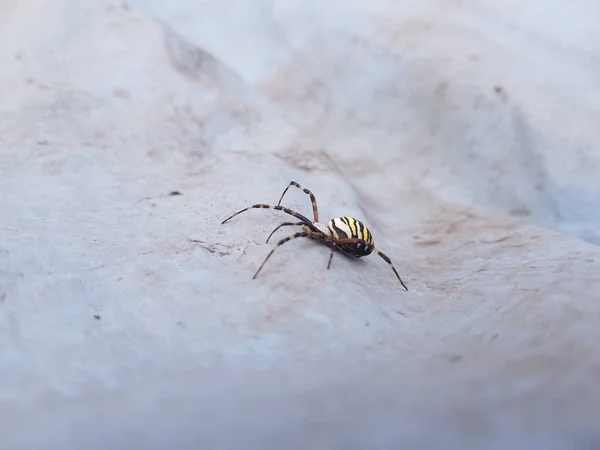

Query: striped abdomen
[{"left": 328, "top": 216, "right": 374, "bottom": 257}]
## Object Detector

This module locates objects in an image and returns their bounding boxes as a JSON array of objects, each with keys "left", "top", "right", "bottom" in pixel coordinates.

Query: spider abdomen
[{"left": 328, "top": 216, "right": 374, "bottom": 257}]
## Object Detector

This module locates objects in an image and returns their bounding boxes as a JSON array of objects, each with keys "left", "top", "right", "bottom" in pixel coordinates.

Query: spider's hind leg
[
  {"left": 327, "top": 238, "right": 409, "bottom": 291},
  {"left": 371, "top": 248, "right": 409, "bottom": 291}
]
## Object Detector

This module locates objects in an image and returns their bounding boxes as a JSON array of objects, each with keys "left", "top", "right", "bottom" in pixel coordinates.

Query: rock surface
[{"left": 1, "top": 0, "right": 600, "bottom": 448}]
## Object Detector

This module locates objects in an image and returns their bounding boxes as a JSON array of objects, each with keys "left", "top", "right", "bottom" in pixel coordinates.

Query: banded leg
[
  {"left": 327, "top": 250, "right": 334, "bottom": 269},
  {"left": 329, "top": 238, "right": 408, "bottom": 291},
  {"left": 221, "top": 204, "right": 312, "bottom": 226},
  {"left": 265, "top": 221, "right": 305, "bottom": 243},
  {"left": 253, "top": 232, "right": 308, "bottom": 279},
  {"left": 277, "top": 181, "right": 319, "bottom": 222}
]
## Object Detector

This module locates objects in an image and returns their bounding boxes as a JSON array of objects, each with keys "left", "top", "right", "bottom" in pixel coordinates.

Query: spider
[{"left": 221, "top": 181, "right": 409, "bottom": 290}]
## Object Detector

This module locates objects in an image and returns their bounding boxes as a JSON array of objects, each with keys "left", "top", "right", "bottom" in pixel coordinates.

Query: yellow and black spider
[{"left": 221, "top": 181, "right": 409, "bottom": 290}]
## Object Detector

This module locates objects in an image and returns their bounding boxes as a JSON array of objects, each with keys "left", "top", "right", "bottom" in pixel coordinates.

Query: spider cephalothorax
[{"left": 221, "top": 181, "right": 408, "bottom": 290}]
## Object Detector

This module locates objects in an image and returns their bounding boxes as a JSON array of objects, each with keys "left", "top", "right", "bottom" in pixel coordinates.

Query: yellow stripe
[{"left": 345, "top": 216, "right": 357, "bottom": 237}]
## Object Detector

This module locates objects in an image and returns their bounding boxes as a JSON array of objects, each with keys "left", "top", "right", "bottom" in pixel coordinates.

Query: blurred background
[{"left": 1, "top": 0, "right": 600, "bottom": 448}]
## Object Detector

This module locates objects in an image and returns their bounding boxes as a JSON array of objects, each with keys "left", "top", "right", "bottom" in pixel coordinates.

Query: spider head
[{"left": 309, "top": 222, "right": 332, "bottom": 237}]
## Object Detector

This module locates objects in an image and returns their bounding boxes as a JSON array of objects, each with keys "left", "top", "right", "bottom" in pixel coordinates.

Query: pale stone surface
[{"left": 1, "top": 0, "right": 600, "bottom": 448}]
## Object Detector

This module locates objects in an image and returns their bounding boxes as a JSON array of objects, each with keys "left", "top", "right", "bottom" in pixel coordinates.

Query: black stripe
[
  {"left": 357, "top": 221, "right": 367, "bottom": 251},
  {"left": 357, "top": 220, "right": 365, "bottom": 240},
  {"left": 331, "top": 220, "right": 348, "bottom": 239},
  {"left": 340, "top": 217, "right": 354, "bottom": 237}
]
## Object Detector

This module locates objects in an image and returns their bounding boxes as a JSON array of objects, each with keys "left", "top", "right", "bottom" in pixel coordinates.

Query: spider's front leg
[
  {"left": 276, "top": 181, "right": 320, "bottom": 223},
  {"left": 221, "top": 204, "right": 313, "bottom": 226},
  {"left": 253, "top": 231, "right": 309, "bottom": 279},
  {"left": 253, "top": 230, "right": 326, "bottom": 279},
  {"left": 265, "top": 221, "right": 305, "bottom": 243}
]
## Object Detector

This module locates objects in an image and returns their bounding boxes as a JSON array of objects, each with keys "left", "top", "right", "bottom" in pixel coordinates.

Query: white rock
[{"left": 1, "top": 0, "right": 600, "bottom": 448}]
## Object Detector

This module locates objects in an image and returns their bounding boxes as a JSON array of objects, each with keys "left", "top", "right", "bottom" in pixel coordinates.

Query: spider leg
[
  {"left": 276, "top": 181, "right": 319, "bottom": 223},
  {"left": 221, "top": 204, "right": 313, "bottom": 226},
  {"left": 253, "top": 231, "right": 308, "bottom": 279},
  {"left": 265, "top": 221, "right": 305, "bottom": 243},
  {"left": 372, "top": 248, "right": 409, "bottom": 291},
  {"left": 328, "top": 238, "right": 409, "bottom": 291},
  {"left": 327, "top": 249, "right": 334, "bottom": 269}
]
